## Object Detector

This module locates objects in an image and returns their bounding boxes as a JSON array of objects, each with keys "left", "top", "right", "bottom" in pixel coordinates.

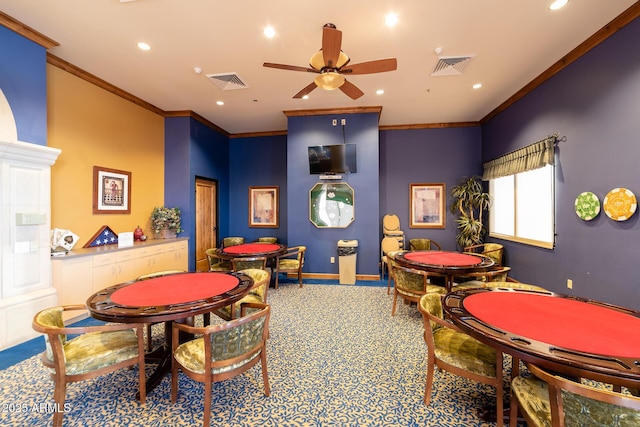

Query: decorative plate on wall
[
  {"left": 574, "top": 192, "right": 600, "bottom": 221},
  {"left": 603, "top": 187, "right": 637, "bottom": 221}
]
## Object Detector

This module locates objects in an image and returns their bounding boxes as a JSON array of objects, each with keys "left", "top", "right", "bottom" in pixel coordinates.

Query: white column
[{"left": 0, "top": 140, "right": 61, "bottom": 350}]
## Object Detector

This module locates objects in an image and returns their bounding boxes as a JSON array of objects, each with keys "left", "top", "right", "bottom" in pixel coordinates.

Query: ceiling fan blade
[
  {"left": 322, "top": 26, "right": 342, "bottom": 68},
  {"left": 340, "top": 58, "right": 398, "bottom": 75},
  {"left": 263, "top": 62, "right": 319, "bottom": 73},
  {"left": 293, "top": 82, "right": 318, "bottom": 99},
  {"left": 339, "top": 80, "right": 364, "bottom": 100}
]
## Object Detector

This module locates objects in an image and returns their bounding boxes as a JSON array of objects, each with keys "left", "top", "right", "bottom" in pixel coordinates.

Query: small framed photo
[
  {"left": 93, "top": 166, "right": 131, "bottom": 214},
  {"left": 410, "top": 183, "right": 446, "bottom": 228},
  {"left": 249, "top": 186, "right": 279, "bottom": 228}
]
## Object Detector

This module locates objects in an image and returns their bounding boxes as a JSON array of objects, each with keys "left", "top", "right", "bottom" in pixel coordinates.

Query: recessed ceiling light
[
  {"left": 137, "top": 42, "right": 151, "bottom": 51},
  {"left": 302, "top": 95, "right": 309, "bottom": 100},
  {"left": 216, "top": 101, "right": 224, "bottom": 106},
  {"left": 385, "top": 13, "right": 398, "bottom": 27},
  {"left": 376, "top": 89, "right": 385, "bottom": 95},
  {"left": 472, "top": 83, "right": 482, "bottom": 89},
  {"left": 264, "top": 26, "right": 276, "bottom": 38},
  {"left": 549, "top": 0, "right": 568, "bottom": 10}
]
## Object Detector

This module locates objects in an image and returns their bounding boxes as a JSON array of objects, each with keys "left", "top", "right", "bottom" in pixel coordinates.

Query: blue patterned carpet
[{"left": 0, "top": 282, "right": 502, "bottom": 426}]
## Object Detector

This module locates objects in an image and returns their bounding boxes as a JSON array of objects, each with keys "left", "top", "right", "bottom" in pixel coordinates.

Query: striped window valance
[{"left": 482, "top": 135, "right": 557, "bottom": 180}]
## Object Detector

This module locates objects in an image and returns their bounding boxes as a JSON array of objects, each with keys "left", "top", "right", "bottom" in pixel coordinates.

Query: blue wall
[
  {"left": 287, "top": 113, "right": 380, "bottom": 275},
  {"left": 379, "top": 126, "right": 482, "bottom": 251},
  {"left": 482, "top": 17, "right": 640, "bottom": 308},
  {"left": 164, "top": 116, "right": 231, "bottom": 270},
  {"left": 0, "top": 26, "right": 47, "bottom": 145},
  {"left": 229, "top": 135, "right": 288, "bottom": 243}
]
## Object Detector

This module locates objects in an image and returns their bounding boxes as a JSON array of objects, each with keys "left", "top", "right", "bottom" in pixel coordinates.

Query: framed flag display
[{"left": 83, "top": 225, "right": 119, "bottom": 248}]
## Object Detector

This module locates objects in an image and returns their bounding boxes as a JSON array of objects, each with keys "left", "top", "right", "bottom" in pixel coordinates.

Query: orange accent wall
[{"left": 47, "top": 65, "right": 165, "bottom": 245}]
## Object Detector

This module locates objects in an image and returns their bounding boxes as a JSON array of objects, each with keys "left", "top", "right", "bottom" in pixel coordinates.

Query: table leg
[{"left": 138, "top": 319, "right": 197, "bottom": 398}]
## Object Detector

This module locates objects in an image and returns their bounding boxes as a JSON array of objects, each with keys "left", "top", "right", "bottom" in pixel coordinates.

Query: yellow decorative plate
[{"left": 603, "top": 188, "right": 637, "bottom": 221}]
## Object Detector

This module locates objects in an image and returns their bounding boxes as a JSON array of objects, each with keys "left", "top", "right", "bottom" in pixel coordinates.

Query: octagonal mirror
[{"left": 309, "top": 182, "right": 354, "bottom": 228}]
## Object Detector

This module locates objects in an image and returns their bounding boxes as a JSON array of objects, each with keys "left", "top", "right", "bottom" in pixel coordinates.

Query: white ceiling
[{"left": 0, "top": 0, "right": 637, "bottom": 135}]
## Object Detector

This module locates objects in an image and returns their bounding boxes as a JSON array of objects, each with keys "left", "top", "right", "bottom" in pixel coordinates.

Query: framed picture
[
  {"left": 249, "top": 186, "right": 279, "bottom": 228},
  {"left": 410, "top": 183, "right": 446, "bottom": 228},
  {"left": 93, "top": 166, "right": 131, "bottom": 214}
]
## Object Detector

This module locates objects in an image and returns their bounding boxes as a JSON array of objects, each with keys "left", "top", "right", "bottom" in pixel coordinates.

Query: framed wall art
[
  {"left": 249, "top": 186, "right": 279, "bottom": 228},
  {"left": 93, "top": 166, "right": 131, "bottom": 214},
  {"left": 410, "top": 183, "right": 445, "bottom": 228}
]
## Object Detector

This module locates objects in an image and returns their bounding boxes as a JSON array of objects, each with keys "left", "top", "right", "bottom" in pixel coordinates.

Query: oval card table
[
  {"left": 443, "top": 287, "right": 640, "bottom": 388},
  {"left": 394, "top": 250, "right": 494, "bottom": 292},
  {"left": 87, "top": 271, "right": 253, "bottom": 395}
]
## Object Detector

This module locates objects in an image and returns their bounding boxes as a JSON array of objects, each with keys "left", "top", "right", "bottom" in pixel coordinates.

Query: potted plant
[
  {"left": 449, "top": 176, "right": 491, "bottom": 249},
  {"left": 150, "top": 206, "right": 183, "bottom": 238}
]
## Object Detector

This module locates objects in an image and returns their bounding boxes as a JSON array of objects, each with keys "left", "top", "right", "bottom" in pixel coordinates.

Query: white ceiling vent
[
  {"left": 431, "top": 55, "right": 475, "bottom": 76},
  {"left": 206, "top": 73, "right": 249, "bottom": 90}
]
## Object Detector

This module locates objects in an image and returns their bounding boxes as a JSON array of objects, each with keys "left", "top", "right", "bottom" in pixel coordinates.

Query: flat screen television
[{"left": 308, "top": 144, "right": 357, "bottom": 174}]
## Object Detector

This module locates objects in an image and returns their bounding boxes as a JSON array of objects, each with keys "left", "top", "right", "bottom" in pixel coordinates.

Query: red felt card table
[
  {"left": 394, "top": 250, "right": 494, "bottom": 292},
  {"left": 443, "top": 287, "right": 640, "bottom": 388},
  {"left": 87, "top": 271, "right": 253, "bottom": 394},
  {"left": 215, "top": 242, "right": 287, "bottom": 260}
]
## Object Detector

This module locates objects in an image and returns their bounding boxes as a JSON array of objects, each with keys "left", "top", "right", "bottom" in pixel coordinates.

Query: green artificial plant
[
  {"left": 449, "top": 176, "right": 491, "bottom": 249},
  {"left": 150, "top": 206, "right": 184, "bottom": 235}
]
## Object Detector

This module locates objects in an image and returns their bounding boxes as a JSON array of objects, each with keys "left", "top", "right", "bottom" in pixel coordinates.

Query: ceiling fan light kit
[
  {"left": 314, "top": 72, "right": 345, "bottom": 90},
  {"left": 263, "top": 23, "right": 397, "bottom": 100}
]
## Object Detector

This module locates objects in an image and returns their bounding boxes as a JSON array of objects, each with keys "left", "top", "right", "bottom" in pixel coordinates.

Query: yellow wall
[{"left": 48, "top": 65, "right": 165, "bottom": 245}]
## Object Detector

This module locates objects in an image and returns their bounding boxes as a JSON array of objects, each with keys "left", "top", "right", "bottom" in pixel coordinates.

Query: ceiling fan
[{"left": 263, "top": 23, "right": 397, "bottom": 100}]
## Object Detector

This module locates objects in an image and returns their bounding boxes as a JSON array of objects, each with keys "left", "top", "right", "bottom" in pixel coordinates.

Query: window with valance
[{"left": 485, "top": 135, "right": 557, "bottom": 249}]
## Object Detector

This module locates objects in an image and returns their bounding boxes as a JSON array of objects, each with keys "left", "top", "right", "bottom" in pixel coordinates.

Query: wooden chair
[
  {"left": 391, "top": 264, "right": 447, "bottom": 316},
  {"left": 136, "top": 270, "right": 187, "bottom": 349},
  {"left": 274, "top": 245, "right": 306, "bottom": 288},
  {"left": 231, "top": 256, "right": 267, "bottom": 272},
  {"left": 214, "top": 268, "right": 270, "bottom": 320},
  {"left": 382, "top": 213, "right": 405, "bottom": 248},
  {"left": 204, "top": 248, "right": 231, "bottom": 271},
  {"left": 255, "top": 236, "right": 278, "bottom": 243},
  {"left": 171, "top": 302, "right": 271, "bottom": 427},
  {"left": 511, "top": 362, "right": 640, "bottom": 427},
  {"left": 222, "top": 236, "right": 245, "bottom": 247},
  {"left": 464, "top": 243, "right": 504, "bottom": 266},
  {"left": 32, "top": 305, "right": 146, "bottom": 427},
  {"left": 409, "top": 238, "right": 442, "bottom": 251},
  {"left": 381, "top": 236, "right": 400, "bottom": 282},
  {"left": 418, "top": 293, "right": 504, "bottom": 427},
  {"left": 384, "top": 249, "right": 405, "bottom": 295},
  {"left": 452, "top": 266, "right": 513, "bottom": 291}
]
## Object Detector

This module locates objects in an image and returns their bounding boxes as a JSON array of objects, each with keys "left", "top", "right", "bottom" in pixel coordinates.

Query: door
[{"left": 195, "top": 178, "right": 218, "bottom": 271}]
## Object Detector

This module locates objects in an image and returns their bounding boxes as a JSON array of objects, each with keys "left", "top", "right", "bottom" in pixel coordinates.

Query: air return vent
[
  {"left": 431, "top": 55, "right": 475, "bottom": 76},
  {"left": 206, "top": 73, "right": 249, "bottom": 90}
]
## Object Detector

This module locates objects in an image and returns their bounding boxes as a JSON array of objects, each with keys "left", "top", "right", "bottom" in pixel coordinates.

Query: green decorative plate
[
  {"left": 603, "top": 187, "right": 637, "bottom": 221},
  {"left": 574, "top": 192, "right": 600, "bottom": 221}
]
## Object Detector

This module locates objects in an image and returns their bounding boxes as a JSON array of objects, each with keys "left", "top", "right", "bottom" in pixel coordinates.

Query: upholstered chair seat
[
  {"left": 274, "top": 246, "right": 306, "bottom": 288},
  {"left": 215, "top": 268, "right": 270, "bottom": 320},
  {"left": 452, "top": 280, "right": 548, "bottom": 293},
  {"left": 222, "top": 236, "right": 245, "bottom": 247},
  {"left": 392, "top": 265, "right": 446, "bottom": 316},
  {"left": 409, "top": 238, "right": 442, "bottom": 251},
  {"left": 464, "top": 243, "right": 504, "bottom": 266},
  {"left": 205, "top": 248, "right": 231, "bottom": 271},
  {"left": 231, "top": 256, "right": 267, "bottom": 272},
  {"left": 255, "top": 236, "right": 278, "bottom": 243},
  {"left": 510, "top": 363, "right": 640, "bottom": 427},
  {"left": 172, "top": 303, "right": 270, "bottom": 427},
  {"left": 432, "top": 326, "right": 497, "bottom": 377},
  {"left": 33, "top": 305, "right": 146, "bottom": 427},
  {"left": 384, "top": 249, "right": 405, "bottom": 294},
  {"left": 418, "top": 293, "right": 504, "bottom": 427}
]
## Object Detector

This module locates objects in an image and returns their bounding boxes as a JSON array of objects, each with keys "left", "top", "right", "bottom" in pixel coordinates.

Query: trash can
[{"left": 337, "top": 239, "right": 358, "bottom": 285}]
